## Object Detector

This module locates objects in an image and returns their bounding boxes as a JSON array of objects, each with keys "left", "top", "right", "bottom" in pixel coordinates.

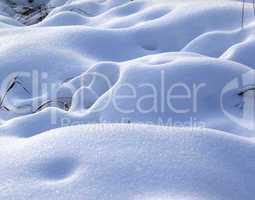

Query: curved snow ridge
[
  {"left": 1, "top": 1, "right": 255, "bottom": 58},
  {"left": 0, "top": 124, "right": 255, "bottom": 200},
  {"left": 39, "top": 1, "right": 255, "bottom": 62},
  {"left": 1, "top": 1, "right": 255, "bottom": 64},
  {"left": 0, "top": 53, "right": 253, "bottom": 138},
  {"left": 0, "top": 0, "right": 255, "bottom": 137},
  {"left": 1, "top": 0, "right": 255, "bottom": 65},
  {"left": 1, "top": 1, "right": 255, "bottom": 199}
]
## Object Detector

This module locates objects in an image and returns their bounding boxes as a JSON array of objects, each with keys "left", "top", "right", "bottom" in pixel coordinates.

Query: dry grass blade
[
  {"left": 238, "top": 86, "right": 255, "bottom": 96},
  {"left": 0, "top": 75, "right": 31, "bottom": 109},
  {"left": 0, "top": 105, "right": 10, "bottom": 111},
  {"left": 33, "top": 97, "right": 72, "bottom": 113},
  {"left": 69, "top": 8, "right": 94, "bottom": 17},
  {"left": 253, "top": 0, "right": 255, "bottom": 16},
  {"left": 242, "top": 0, "right": 245, "bottom": 28}
]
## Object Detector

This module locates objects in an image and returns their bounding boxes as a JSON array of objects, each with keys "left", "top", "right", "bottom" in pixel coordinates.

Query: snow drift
[
  {"left": 0, "top": 0, "right": 255, "bottom": 199},
  {"left": 1, "top": 124, "right": 255, "bottom": 200}
]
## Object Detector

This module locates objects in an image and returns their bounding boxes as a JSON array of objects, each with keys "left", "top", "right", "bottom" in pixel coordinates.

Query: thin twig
[
  {"left": 242, "top": 0, "right": 245, "bottom": 29},
  {"left": 0, "top": 105, "right": 10, "bottom": 111},
  {"left": 0, "top": 75, "right": 31, "bottom": 108},
  {"left": 238, "top": 87, "right": 255, "bottom": 96},
  {"left": 33, "top": 97, "right": 72, "bottom": 113},
  {"left": 253, "top": 0, "right": 255, "bottom": 16},
  {"left": 69, "top": 8, "right": 94, "bottom": 17}
]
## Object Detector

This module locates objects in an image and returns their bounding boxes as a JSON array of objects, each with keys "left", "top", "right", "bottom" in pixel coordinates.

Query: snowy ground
[{"left": 0, "top": 0, "right": 255, "bottom": 199}]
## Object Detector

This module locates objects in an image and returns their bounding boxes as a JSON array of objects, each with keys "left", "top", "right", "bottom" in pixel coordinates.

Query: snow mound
[
  {"left": 0, "top": 0, "right": 254, "bottom": 136},
  {"left": 1, "top": 124, "right": 255, "bottom": 200},
  {"left": 0, "top": 0, "right": 255, "bottom": 199}
]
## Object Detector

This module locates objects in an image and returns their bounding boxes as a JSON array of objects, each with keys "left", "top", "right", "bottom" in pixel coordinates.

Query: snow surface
[
  {"left": 1, "top": 124, "right": 255, "bottom": 200},
  {"left": 0, "top": 0, "right": 255, "bottom": 199}
]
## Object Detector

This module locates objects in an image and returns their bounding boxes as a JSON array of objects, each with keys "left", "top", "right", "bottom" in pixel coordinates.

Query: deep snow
[
  {"left": 1, "top": 124, "right": 255, "bottom": 200},
  {"left": 0, "top": 0, "right": 255, "bottom": 199}
]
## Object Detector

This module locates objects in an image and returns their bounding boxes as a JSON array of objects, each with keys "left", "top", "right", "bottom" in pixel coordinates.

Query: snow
[
  {"left": 0, "top": 0, "right": 255, "bottom": 199},
  {"left": 1, "top": 124, "right": 255, "bottom": 200}
]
